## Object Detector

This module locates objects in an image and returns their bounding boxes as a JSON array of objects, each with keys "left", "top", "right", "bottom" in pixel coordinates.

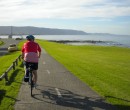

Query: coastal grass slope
[
  {"left": 0, "top": 40, "right": 4, "bottom": 46},
  {"left": 0, "top": 42, "right": 24, "bottom": 110},
  {"left": 37, "top": 40, "right": 130, "bottom": 110}
]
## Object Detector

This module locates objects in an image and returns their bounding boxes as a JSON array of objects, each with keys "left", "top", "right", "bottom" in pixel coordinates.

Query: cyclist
[{"left": 21, "top": 35, "right": 41, "bottom": 87}]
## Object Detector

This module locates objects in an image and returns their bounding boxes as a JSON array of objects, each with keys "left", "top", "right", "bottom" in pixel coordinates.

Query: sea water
[{"left": 1, "top": 35, "right": 130, "bottom": 47}]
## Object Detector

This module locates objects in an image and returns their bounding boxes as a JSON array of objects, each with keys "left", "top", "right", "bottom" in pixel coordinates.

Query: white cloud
[{"left": 0, "top": 0, "right": 130, "bottom": 23}]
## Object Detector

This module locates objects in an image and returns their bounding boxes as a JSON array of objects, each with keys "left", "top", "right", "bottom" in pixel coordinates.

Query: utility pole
[{"left": 8, "top": 26, "right": 13, "bottom": 38}]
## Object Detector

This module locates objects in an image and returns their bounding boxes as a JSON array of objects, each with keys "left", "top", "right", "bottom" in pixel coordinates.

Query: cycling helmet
[{"left": 26, "top": 35, "right": 35, "bottom": 40}]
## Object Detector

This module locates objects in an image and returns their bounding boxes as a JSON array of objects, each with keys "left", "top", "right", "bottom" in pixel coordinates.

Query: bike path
[{"left": 14, "top": 48, "right": 117, "bottom": 110}]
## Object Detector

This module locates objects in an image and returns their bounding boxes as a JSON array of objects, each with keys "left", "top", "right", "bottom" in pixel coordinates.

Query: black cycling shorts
[{"left": 24, "top": 61, "right": 38, "bottom": 70}]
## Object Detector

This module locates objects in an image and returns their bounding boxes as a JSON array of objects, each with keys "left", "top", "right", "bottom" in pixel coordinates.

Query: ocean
[{"left": 1, "top": 35, "right": 130, "bottom": 47}]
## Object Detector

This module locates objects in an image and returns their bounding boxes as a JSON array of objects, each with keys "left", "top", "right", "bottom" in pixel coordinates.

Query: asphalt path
[{"left": 14, "top": 48, "right": 117, "bottom": 110}]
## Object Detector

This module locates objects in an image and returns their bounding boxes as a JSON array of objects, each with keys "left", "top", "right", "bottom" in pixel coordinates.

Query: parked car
[
  {"left": 8, "top": 44, "right": 18, "bottom": 52},
  {"left": 15, "top": 38, "right": 23, "bottom": 40}
]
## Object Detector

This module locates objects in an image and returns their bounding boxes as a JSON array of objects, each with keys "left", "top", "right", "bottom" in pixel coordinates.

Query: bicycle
[{"left": 27, "top": 63, "right": 34, "bottom": 96}]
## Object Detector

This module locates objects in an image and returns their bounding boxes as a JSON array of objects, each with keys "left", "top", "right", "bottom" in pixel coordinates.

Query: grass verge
[
  {"left": 0, "top": 42, "right": 24, "bottom": 110},
  {"left": 0, "top": 40, "right": 4, "bottom": 46},
  {"left": 37, "top": 40, "right": 130, "bottom": 110}
]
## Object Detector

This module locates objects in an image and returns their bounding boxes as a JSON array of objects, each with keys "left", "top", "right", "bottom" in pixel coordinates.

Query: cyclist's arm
[
  {"left": 37, "top": 43, "right": 41, "bottom": 58},
  {"left": 38, "top": 52, "right": 41, "bottom": 58}
]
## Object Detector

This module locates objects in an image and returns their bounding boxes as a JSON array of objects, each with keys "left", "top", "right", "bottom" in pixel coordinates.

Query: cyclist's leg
[
  {"left": 32, "top": 70, "right": 37, "bottom": 84},
  {"left": 23, "top": 61, "right": 26, "bottom": 75},
  {"left": 32, "top": 62, "right": 38, "bottom": 85},
  {"left": 23, "top": 61, "right": 30, "bottom": 82}
]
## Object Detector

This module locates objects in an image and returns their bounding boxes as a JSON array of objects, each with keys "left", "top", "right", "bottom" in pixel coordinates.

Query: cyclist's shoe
[{"left": 24, "top": 76, "right": 29, "bottom": 82}]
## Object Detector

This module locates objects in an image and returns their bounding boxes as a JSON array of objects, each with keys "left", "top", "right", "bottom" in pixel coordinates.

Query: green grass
[
  {"left": 0, "top": 42, "right": 24, "bottom": 110},
  {"left": 1, "top": 39, "right": 129, "bottom": 110},
  {"left": 0, "top": 40, "right": 4, "bottom": 46},
  {"left": 37, "top": 40, "right": 130, "bottom": 110}
]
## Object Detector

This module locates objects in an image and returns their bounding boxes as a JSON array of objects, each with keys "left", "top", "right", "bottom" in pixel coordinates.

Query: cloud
[{"left": 0, "top": 0, "right": 130, "bottom": 23}]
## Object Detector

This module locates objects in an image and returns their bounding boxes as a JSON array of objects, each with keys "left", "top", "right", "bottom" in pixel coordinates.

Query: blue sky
[{"left": 0, "top": 0, "right": 130, "bottom": 35}]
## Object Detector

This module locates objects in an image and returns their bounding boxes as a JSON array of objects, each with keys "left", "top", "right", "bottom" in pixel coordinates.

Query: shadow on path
[{"left": 32, "top": 86, "right": 118, "bottom": 110}]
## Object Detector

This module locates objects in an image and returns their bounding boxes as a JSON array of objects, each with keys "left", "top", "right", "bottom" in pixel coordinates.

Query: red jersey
[{"left": 22, "top": 41, "right": 41, "bottom": 62}]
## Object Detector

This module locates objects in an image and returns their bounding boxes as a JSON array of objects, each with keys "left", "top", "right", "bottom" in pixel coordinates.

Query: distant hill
[{"left": 0, "top": 26, "right": 87, "bottom": 35}]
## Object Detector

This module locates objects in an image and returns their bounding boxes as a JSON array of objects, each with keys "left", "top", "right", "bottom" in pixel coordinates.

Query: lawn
[
  {"left": 0, "top": 40, "right": 4, "bottom": 46},
  {"left": 37, "top": 40, "right": 130, "bottom": 110},
  {"left": 0, "top": 42, "right": 24, "bottom": 110},
  {"left": 0, "top": 39, "right": 129, "bottom": 110}
]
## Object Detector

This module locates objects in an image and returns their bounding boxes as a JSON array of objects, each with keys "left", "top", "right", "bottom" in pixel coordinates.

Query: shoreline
[
  {"left": 48, "top": 40, "right": 128, "bottom": 47},
  {"left": 0, "top": 38, "right": 129, "bottom": 48}
]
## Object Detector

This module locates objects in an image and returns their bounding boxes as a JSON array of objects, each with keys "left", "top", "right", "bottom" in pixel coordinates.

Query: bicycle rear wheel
[{"left": 29, "top": 72, "right": 33, "bottom": 96}]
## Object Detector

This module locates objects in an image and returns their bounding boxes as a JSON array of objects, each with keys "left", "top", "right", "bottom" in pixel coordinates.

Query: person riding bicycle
[{"left": 21, "top": 35, "right": 41, "bottom": 87}]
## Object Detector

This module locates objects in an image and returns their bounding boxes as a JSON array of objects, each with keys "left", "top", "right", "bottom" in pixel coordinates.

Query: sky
[{"left": 0, "top": 0, "right": 130, "bottom": 35}]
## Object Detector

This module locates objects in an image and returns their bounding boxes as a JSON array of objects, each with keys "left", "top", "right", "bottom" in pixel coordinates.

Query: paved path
[
  {"left": 0, "top": 38, "right": 20, "bottom": 56},
  {"left": 14, "top": 48, "right": 117, "bottom": 110}
]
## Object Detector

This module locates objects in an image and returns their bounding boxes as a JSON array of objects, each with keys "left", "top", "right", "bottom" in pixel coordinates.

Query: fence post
[
  {"left": 19, "top": 55, "right": 21, "bottom": 61},
  {"left": 16, "top": 59, "right": 18, "bottom": 66},
  {"left": 5, "top": 72, "right": 9, "bottom": 81},
  {"left": 0, "top": 55, "right": 22, "bottom": 82},
  {"left": 13, "top": 62, "right": 15, "bottom": 70},
  {"left": 5, "top": 72, "right": 9, "bottom": 85}
]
